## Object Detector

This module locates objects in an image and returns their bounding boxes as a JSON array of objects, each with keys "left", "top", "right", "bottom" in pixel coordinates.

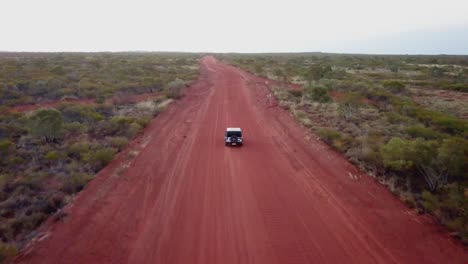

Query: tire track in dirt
[{"left": 16, "top": 56, "right": 467, "bottom": 264}]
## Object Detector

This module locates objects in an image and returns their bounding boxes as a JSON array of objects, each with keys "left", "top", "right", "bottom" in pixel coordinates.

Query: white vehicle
[{"left": 225, "top": 127, "right": 243, "bottom": 146}]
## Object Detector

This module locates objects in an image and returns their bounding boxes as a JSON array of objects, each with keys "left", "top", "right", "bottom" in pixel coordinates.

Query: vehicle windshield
[{"left": 226, "top": 131, "right": 242, "bottom": 137}]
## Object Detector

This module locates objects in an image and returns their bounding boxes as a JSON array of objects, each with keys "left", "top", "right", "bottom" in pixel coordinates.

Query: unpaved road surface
[{"left": 17, "top": 57, "right": 467, "bottom": 264}]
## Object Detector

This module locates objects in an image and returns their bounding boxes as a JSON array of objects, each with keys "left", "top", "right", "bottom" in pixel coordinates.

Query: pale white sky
[{"left": 1, "top": 0, "right": 468, "bottom": 54}]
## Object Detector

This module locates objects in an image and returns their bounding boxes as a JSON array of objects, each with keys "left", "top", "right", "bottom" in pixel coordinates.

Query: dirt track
[{"left": 17, "top": 56, "right": 467, "bottom": 264}]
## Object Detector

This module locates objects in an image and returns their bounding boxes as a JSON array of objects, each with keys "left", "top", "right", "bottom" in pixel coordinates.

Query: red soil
[
  {"left": 329, "top": 90, "right": 374, "bottom": 105},
  {"left": 16, "top": 56, "right": 467, "bottom": 264}
]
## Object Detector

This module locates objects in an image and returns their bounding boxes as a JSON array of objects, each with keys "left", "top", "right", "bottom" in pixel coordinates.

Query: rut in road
[{"left": 17, "top": 56, "right": 467, "bottom": 264}]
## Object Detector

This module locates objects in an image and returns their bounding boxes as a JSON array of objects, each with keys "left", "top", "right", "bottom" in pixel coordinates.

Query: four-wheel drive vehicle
[{"left": 225, "top": 127, "right": 243, "bottom": 146}]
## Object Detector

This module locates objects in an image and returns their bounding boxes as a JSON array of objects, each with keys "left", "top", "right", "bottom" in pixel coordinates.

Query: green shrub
[
  {"left": 307, "top": 86, "right": 330, "bottom": 102},
  {"left": 110, "top": 116, "right": 135, "bottom": 126},
  {"left": 136, "top": 117, "right": 151, "bottom": 128},
  {"left": 288, "top": 89, "right": 303, "bottom": 97},
  {"left": 391, "top": 98, "right": 467, "bottom": 135},
  {"left": 95, "top": 94, "right": 106, "bottom": 104},
  {"left": 67, "top": 142, "right": 91, "bottom": 159},
  {"left": 0, "top": 139, "right": 14, "bottom": 154},
  {"left": 383, "top": 80, "right": 406, "bottom": 93},
  {"left": 89, "top": 147, "right": 117, "bottom": 169},
  {"left": 366, "top": 89, "right": 392, "bottom": 105},
  {"left": 337, "top": 93, "right": 363, "bottom": 120},
  {"left": 0, "top": 174, "right": 14, "bottom": 188},
  {"left": 385, "top": 112, "right": 411, "bottom": 124},
  {"left": 29, "top": 109, "right": 63, "bottom": 142},
  {"left": 166, "top": 78, "right": 186, "bottom": 99},
  {"left": 405, "top": 125, "right": 442, "bottom": 139},
  {"left": 109, "top": 137, "right": 128, "bottom": 150},
  {"left": 421, "top": 184, "right": 468, "bottom": 242},
  {"left": 429, "top": 66, "right": 446, "bottom": 77},
  {"left": 62, "top": 173, "right": 94, "bottom": 194},
  {"left": 421, "top": 190, "right": 439, "bottom": 212},
  {"left": 443, "top": 83, "right": 468, "bottom": 92},
  {"left": 45, "top": 151, "right": 59, "bottom": 161},
  {"left": 63, "top": 122, "right": 87, "bottom": 134},
  {"left": 0, "top": 242, "right": 17, "bottom": 262},
  {"left": 380, "top": 137, "right": 413, "bottom": 171},
  {"left": 318, "top": 128, "right": 350, "bottom": 151},
  {"left": 318, "top": 128, "right": 342, "bottom": 143},
  {"left": 431, "top": 114, "right": 466, "bottom": 135},
  {"left": 17, "top": 212, "right": 47, "bottom": 231},
  {"left": 126, "top": 122, "right": 142, "bottom": 138},
  {"left": 437, "top": 137, "right": 467, "bottom": 179},
  {"left": 382, "top": 137, "right": 466, "bottom": 190},
  {"left": 59, "top": 104, "right": 104, "bottom": 123}
]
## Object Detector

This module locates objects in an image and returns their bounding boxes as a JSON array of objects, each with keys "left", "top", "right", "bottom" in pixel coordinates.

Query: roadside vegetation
[
  {"left": 219, "top": 53, "right": 468, "bottom": 243},
  {"left": 0, "top": 52, "right": 199, "bottom": 261}
]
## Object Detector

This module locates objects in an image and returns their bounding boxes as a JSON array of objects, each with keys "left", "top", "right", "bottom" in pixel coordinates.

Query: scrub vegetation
[
  {"left": 220, "top": 53, "right": 468, "bottom": 243},
  {"left": 0, "top": 52, "right": 200, "bottom": 261}
]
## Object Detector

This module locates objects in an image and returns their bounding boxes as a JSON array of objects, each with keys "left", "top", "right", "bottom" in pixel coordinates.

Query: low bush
[
  {"left": 380, "top": 137, "right": 414, "bottom": 171},
  {"left": 166, "top": 78, "right": 186, "bottom": 99},
  {"left": 0, "top": 241, "right": 17, "bottom": 262},
  {"left": 383, "top": 80, "right": 407, "bottom": 94},
  {"left": 67, "top": 142, "right": 92, "bottom": 160},
  {"left": 110, "top": 116, "right": 136, "bottom": 126},
  {"left": 109, "top": 137, "right": 129, "bottom": 151},
  {"left": 421, "top": 184, "right": 468, "bottom": 243},
  {"left": 405, "top": 125, "right": 442, "bottom": 139},
  {"left": 44, "top": 151, "right": 59, "bottom": 161},
  {"left": 306, "top": 86, "right": 330, "bottom": 102},
  {"left": 318, "top": 128, "right": 350, "bottom": 151},
  {"left": 62, "top": 173, "right": 94, "bottom": 194},
  {"left": 63, "top": 122, "right": 87, "bottom": 135},
  {"left": 88, "top": 147, "right": 117, "bottom": 170},
  {"left": 337, "top": 93, "right": 363, "bottom": 120},
  {"left": 126, "top": 123, "right": 143, "bottom": 138},
  {"left": 59, "top": 104, "right": 104, "bottom": 123},
  {"left": 0, "top": 139, "right": 14, "bottom": 154},
  {"left": 288, "top": 89, "right": 303, "bottom": 97}
]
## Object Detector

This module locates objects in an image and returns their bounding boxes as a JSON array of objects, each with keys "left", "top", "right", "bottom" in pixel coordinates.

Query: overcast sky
[{"left": 1, "top": 0, "right": 468, "bottom": 54}]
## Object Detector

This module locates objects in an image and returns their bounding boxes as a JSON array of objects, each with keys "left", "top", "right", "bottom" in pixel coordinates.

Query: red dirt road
[{"left": 17, "top": 56, "right": 467, "bottom": 264}]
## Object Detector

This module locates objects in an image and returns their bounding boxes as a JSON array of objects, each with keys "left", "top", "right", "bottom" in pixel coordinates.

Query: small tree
[
  {"left": 30, "top": 109, "right": 63, "bottom": 142},
  {"left": 409, "top": 139, "right": 444, "bottom": 191},
  {"left": 381, "top": 137, "right": 413, "bottom": 171},
  {"left": 381, "top": 137, "right": 466, "bottom": 191},
  {"left": 437, "top": 138, "right": 466, "bottom": 180}
]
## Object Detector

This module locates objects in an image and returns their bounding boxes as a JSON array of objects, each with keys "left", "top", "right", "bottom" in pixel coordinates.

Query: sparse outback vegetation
[
  {"left": 220, "top": 53, "right": 468, "bottom": 243},
  {"left": 0, "top": 52, "right": 200, "bottom": 261}
]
